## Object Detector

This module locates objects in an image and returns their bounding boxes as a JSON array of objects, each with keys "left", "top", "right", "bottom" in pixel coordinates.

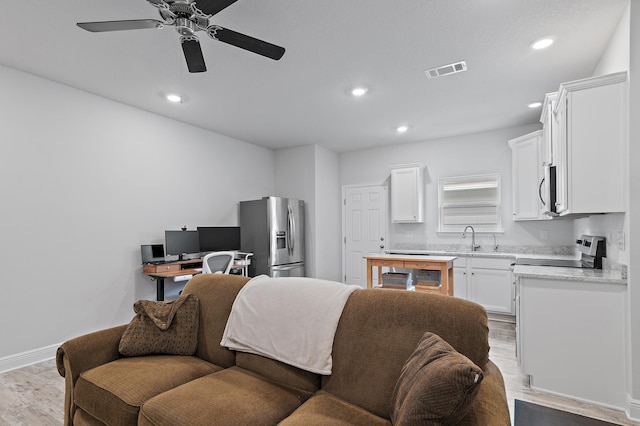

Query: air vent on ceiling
[{"left": 425, "top": 61, "right": 467, "bottom": 79}]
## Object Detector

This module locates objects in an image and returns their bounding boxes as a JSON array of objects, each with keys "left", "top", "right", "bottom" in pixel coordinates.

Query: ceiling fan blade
[
  {"left": 195, "top": 0, "right": 238, "bottom": 16},
  {"left": 207, "top": 26, "right": 285, "bottom": 60},
  {"left": 77, "top": 19, "right": 164, "bottom": 32},
  {"left": 181, "top": 36, "right": 207, "bottom": 73}
]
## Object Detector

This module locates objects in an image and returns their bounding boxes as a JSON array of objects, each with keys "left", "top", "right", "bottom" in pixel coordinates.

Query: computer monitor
[
  {"left": 165, "top": 230, "right": 200, "bottom": 260},
  {"left": 140, "top": 244, "right": 165, "bottom": 264},
  {"left": 197, "top": 226, "right": 241, "bottom": 253}
]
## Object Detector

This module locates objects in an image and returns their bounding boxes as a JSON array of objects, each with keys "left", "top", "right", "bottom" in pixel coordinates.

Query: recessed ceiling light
[
  {"left": 528, "top": 102, "right": 542, "bottom": 108},
  {"left": 351, "top": 87, "right": 368, "bottom": 97},
  {"left": 166, "top": 94, "right": 182, "bottom": 103},
  {"left": 531, "top": 38, "right": 554, "bottom": 50},
  {"left": 397, "top": 125, "right": 409, "bottom": 133}
]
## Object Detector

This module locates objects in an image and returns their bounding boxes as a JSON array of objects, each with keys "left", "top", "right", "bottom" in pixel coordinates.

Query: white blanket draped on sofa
[{"left": 220, "top": 275, "right": 360, "bottom": 375}]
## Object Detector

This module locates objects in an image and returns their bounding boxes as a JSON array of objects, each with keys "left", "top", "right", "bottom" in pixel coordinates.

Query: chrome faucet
[
  {"left": 462, "top": 226, "right": 481, "bottom": 251},
  {"left": 491, "top": 233, "right": 498, "bottom": 252}
]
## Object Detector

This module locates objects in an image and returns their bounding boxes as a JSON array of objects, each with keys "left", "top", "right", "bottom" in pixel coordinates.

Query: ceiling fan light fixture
[
  {"left": 531, "top": 37, "right": 554, "bottom": 50},
  {"left": 75, "top": 0, "right": 286, "bottom": 73}
]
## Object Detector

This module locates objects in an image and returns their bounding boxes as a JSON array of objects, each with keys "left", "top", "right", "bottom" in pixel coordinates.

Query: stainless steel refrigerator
[{"left": 240, "top": 196, "right": 305, "bottom": 277}]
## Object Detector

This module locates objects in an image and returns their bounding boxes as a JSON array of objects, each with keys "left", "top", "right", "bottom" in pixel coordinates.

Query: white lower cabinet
[
  {"left": 454, "top": 256, "right": 514, "bottom": 315},
  {"left": 517, "top": 276, "right": 627, "bottom": 409}
]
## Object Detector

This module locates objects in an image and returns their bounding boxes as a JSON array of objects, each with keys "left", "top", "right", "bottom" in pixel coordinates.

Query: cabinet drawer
[
  {"left": 471, "top": 257, "right": 513, "bottom": 270},
  {"left": 155, "top": 263, "right": 181, "bottom": 272},
  {"left": 453, "top": 257, "right": 468, "bottom": 268},
  {"left": 375, "top": 259, "right": 405, "bottom": 268},
  {"left": 403, "top": 260, "right": 446, "bottom": 269}
]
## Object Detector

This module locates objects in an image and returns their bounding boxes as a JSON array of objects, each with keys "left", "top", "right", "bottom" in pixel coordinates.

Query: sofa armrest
[
  {"left": 56, "top": 325, "right": 127, "bottom": 426},
  {"left": 459, "top": 359, "right": 511, "bottom": 426}
]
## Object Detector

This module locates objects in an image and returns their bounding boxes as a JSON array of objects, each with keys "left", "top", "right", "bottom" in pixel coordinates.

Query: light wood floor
[{"left": 0, "top": 321, "right": 638, "bottom": 425}]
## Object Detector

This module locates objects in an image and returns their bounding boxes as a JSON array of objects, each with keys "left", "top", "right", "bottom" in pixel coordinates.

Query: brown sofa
[{"left": 57, "top": 274, "right": 511, "bottom": 425}]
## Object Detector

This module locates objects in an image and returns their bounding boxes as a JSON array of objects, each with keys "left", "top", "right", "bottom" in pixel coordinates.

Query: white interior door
[{"left": 343, "top": 185, "right": 387, "bottom": 287}]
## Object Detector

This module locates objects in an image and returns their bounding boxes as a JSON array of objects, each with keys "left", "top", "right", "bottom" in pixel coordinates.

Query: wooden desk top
[
  {"left": 145, "top": 268, "right": 202, "bottom": 279},
  {"left": 143, "top": 256, "right": 249, "bottom": 278}
]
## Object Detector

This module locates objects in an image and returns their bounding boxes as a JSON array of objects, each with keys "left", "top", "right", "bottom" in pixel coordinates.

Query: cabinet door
[
  {"left": 553, "top": 72, "right": 626, "bottom": 215},
  {"left": 552, "top": 97, "right": 569, "bottom": 215},
  {"left": 519, "top": 277, "right": 627, "bottom": 407},
  {"left": 510, "top": 131, "right": 543, "bottom": 220},
  {"left": 470, "top": 268, "right": 514, "bottom": 314},
  {"left": 453, "top": 267, "right": 468, "bottom": 299},
  {"left": 390, "top": 166, "right": 424, "bottom": 223},
  {"left": 567, "top": 83, "right": 625, "bottom": 213}
]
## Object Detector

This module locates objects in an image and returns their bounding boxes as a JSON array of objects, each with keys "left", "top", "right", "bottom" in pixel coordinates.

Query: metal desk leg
[{"left": 156, "top": 277, "right": 165, "bottom": 301}]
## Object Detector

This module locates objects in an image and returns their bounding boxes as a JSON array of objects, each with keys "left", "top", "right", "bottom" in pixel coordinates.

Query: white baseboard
[
  {"left": 628, "top": 396, "right": 640, "bottom": 422},
  {"left": 0, "top": 344, "right": 60, "bottom": 374}
]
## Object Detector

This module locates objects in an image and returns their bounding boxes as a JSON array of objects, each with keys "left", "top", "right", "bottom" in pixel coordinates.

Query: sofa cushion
[
  {"left": 278, "top": 390, "right": 391, "bottom": 426},
  {"left": 74, "top": 355, "right": 221, "bottom": 425},
  {"left": 322, "top": 290, "right": 489, "bottom": 419},
  {"left": 236, "top": 352, "right": 321, "bottom": 396},
  {"left": 119, "top": 294, "right": 199, "bottom": 356},
  {"left": 391, "top": 332, "right": 484, "bottom": 426},
  {"left": 138, "top": 366, "right": 307, "bottom": 426}
]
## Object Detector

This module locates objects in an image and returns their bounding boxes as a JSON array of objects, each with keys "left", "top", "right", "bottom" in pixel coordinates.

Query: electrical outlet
[
  {"left": 539, "top": 230, "right": 548, "bottom": 240},
  {"left": 618, "top": 232, "right": 625, "bottom": 250}
]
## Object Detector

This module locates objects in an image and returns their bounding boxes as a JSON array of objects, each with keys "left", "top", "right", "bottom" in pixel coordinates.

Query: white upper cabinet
[
  {"left": 390, "top": 165, "right": 424, "bottom": 223},
  {"left": 552, "top": 72, "right": 627, "bottom": 215},
  {"left": 509, "top": 131, "right": 545, "bottom": 221}
]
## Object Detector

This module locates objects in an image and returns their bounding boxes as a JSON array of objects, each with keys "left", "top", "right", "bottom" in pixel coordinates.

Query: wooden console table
[{"left": 364, "top": 254, "right": 456, "bottom": 295}]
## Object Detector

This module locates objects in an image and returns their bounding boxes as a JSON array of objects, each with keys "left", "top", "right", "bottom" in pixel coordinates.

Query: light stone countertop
[
  {"left": 512, "top": 264, "right": 627, "bottom": 285},
  {"left": 386, "top": 248, "right": 576, "bottom": 261},
  {"left": 385, "top": 248, "right": 627, "bottom": 285}
]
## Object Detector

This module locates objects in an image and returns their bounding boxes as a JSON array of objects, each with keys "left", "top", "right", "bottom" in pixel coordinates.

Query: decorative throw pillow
[
  {"left": 391, "top": 332, "right": 484, "bottom": 426},
  {"left": 119, "top": 293, "right": 199, "bottom": 356}
]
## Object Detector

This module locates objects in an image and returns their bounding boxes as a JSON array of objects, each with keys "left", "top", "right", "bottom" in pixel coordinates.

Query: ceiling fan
[{"left": 77, "top": 0, "right": 285, "bottom": 73}]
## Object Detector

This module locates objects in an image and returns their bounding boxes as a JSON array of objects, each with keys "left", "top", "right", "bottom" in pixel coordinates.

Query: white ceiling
[{"left": 0, "top": 0, "right": 627, "bottom": 153}]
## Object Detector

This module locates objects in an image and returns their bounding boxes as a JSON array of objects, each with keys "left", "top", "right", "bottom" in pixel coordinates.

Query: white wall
[
  {"left": 626, "top": 1, "right": 640, "bottom": 419},
  {"left": 274, "top": 145, "right": 342, "bottom": 281},
  {"left": 594, "top": 4, "right": 630, "bottom": 77},
  {"left": 313, "top": 146, "right": 341, "bottom": 281},
  {"left": 274, "top": 145, "right": 316, "bottom": 276},
  {"left": 0, "top": 64, "right": 275, "bottom": 363},
  {"left": 339, "top": 125, "right": 576, "bottom": 251}
]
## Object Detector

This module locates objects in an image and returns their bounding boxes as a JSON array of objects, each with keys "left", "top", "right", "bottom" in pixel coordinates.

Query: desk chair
[{"left": 202, "top": 251, "right": 235, "bottom": 274}]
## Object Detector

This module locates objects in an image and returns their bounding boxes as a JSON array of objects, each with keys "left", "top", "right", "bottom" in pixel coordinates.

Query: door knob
[
  {"left": 380, "top": 244, "right": 385, "bottom": 249},
  {"left": 380, "top": 237, "right": 385, "bottom": 241}
]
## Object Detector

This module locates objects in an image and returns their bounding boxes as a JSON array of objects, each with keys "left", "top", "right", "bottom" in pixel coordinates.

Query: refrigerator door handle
[
  {"left": 272, "top": 264, "right": 300, "bottom": 271},
  {"left": 287, "top": 204, "right": 295, "bottom": 256}
]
